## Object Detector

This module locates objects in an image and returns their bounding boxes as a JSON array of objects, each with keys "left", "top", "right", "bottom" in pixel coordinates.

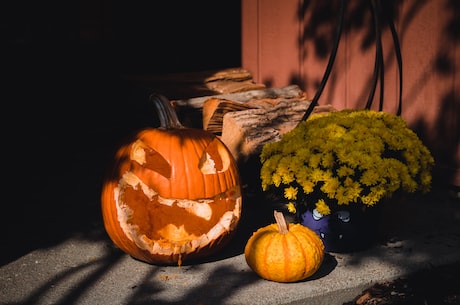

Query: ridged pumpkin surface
[
  {"left": 244, "top": 216, "right": 324, "bottom": 283},
  {"left": 101, "top": 95, "right": 242, "bottom": 265},
  {"left": 110, "top": 128, "right": 240, "bottom": 200}
]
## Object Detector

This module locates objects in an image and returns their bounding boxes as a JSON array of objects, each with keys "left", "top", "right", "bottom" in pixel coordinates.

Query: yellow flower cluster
[{"left": 260, "top": 109, "right": 435, "bottom": 215}]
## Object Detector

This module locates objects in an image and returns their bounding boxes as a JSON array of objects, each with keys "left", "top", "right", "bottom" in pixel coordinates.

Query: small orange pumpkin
[
  {"left": 101, "top": 94, "right": 242, "bottom": 265},
  {"left": 244, "top": 211, "right": 324, "bottom": 282}
]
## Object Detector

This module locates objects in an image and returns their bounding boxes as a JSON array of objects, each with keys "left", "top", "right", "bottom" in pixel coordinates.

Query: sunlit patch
[
  {"left": 130, "top": 139, "right": 171, "bottom": 178},
  {"left": 114, "top": 186, "right": 136, "bottom": 243},
  {"left": 130, "top": 140, "right": 147, "bottom": 164},
  {"left": 177, "top": 201, "right": 212, "bottom": 221},
  {"left": 199, "top": 138, "right": 231, "bottom": 174},
  {"left": 121, "top": 171, "right": 157, "bottom": 200},
  {"left": 157, "top": 224, "right": 199, "bottom": 242}
]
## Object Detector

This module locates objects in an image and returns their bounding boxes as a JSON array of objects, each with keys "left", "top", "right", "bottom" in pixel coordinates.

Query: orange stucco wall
[{"left": 242, "top": 0, "right": 460, "bottom": 186}]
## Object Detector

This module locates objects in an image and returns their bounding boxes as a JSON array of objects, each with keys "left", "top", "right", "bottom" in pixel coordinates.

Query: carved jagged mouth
[{"left": 114, "top": 172, "right": 242, "bottom": 257}]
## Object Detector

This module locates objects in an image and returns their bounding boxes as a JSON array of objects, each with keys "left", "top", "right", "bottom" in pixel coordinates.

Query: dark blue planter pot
[{"left": 299, "top": 206, "right": 379, "bottom": 253}]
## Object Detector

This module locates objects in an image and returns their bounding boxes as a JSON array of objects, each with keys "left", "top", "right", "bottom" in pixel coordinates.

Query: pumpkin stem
[
  {"left": 150, "top": 94, "right": 184, "bottom": 130},
  {"left": 274, "top": 211, "right": 289, "bottom": 234}
]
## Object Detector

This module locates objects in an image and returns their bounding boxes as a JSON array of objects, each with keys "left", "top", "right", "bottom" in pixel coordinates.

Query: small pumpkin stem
[
  {"left": 150, "top": 94, "right": 184, "bottom": 130},
  {"left": 177, "top": 253, "right": 182, "bottom": 268},
  {"left": 274, "top": 211, "right": 289, "bottom": 234}
]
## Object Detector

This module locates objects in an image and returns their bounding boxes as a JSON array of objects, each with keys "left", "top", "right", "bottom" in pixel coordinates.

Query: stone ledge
[{"left": 1, "top": 188, "right": 459, "bottom": 305}]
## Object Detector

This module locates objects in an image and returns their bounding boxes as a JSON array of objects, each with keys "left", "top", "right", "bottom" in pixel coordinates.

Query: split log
[
  {"left": 172, "top": 85, "right": 305, "bottom": 109},
  {"left": 198, "top": 85, "right": 308, "bottom": 133},
  {"left": 220, "top": 103, "right": 337, "bottom": 164},
  {"left": 202, "top": 98, "right": 256, "bottom": 133},
  {"left": 203, "top": 67, "right": 255, "bottom": 83},
  {"left": 220, "top": 100, "right": 309, "bottom": 163},
  {"left": 203, "top": 67, "right": 266, "bottom": 94}
]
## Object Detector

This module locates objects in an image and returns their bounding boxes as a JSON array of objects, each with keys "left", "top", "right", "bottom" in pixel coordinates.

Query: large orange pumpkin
[
  {"left": 101, "top": 94, "right": 242, "bottom": 265},
  {"left": 244, "top": 211, "right": 324, "bottom": 282}
]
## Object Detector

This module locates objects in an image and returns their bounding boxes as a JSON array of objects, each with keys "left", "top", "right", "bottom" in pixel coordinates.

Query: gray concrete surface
[{"left": 1, "top": 188, "right": 459, "bottom": 305}]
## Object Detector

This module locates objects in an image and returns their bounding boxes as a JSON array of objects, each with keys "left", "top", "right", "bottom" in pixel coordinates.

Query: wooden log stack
[{"left": 172, "top": 85, "right": 336, "bottom": 166}]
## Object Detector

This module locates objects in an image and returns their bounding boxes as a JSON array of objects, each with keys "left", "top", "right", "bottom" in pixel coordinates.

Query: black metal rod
[
  {"left": 385, "top": 3, "right": 403, "bottom": 116},
  {"left": 366, "top": 0, "right": 383, "bottom": 110},
  {"left": 300, "top": 0, "right": 403, "bottom": 122},
  {"left": 299, "top": 0, "right": 346, "bottom": 123}
]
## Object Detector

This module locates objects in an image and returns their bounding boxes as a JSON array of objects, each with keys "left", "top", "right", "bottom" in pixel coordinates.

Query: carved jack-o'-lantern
[{"left": 101, "top": 94, "right": 242, "bottom": 265}]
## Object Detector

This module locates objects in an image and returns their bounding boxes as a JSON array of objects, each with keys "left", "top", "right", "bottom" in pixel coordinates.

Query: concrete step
[{"left": 1, "top": 188, "right": 459, "bottom": 305}]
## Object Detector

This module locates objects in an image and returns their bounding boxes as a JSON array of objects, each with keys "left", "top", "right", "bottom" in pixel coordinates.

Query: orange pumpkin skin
[
  {"left": 244, "top": 219, "right": 324, "bottom": 283},
  {"left": 101, "top": 96, "right": 242, "bottom": 265}
]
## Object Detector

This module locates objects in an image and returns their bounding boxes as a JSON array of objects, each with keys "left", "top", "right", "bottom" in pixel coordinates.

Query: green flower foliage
[{"left": 260, "top": 109, "right": 435, "bottom": 214}]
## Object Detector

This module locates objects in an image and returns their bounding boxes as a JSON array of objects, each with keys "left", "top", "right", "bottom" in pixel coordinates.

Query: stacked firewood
[{"left": 173, "top": 85, "right": 336, "bottom": 165}]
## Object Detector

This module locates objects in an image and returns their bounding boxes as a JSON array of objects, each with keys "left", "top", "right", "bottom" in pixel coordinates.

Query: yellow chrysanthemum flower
[
  {"left": 315, "top": 199, "right": 331, "bottom": 215},
  {"left": 284, "top": 186, "right": 298, "bottom": 200},
  {"left": 286, "top": 202, "right": 297, "bottom": 214},
  {"left": 259, "top": 109, "right": 434, "bottom": 213}
]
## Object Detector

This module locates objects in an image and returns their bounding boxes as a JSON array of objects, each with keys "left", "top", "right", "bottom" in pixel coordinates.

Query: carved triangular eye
[
  {"left": 130, "top": 139, "right": 171, "bottom": 178},
  {"left": 199, "top": 138, "right": 231, "bottom": 174}
]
